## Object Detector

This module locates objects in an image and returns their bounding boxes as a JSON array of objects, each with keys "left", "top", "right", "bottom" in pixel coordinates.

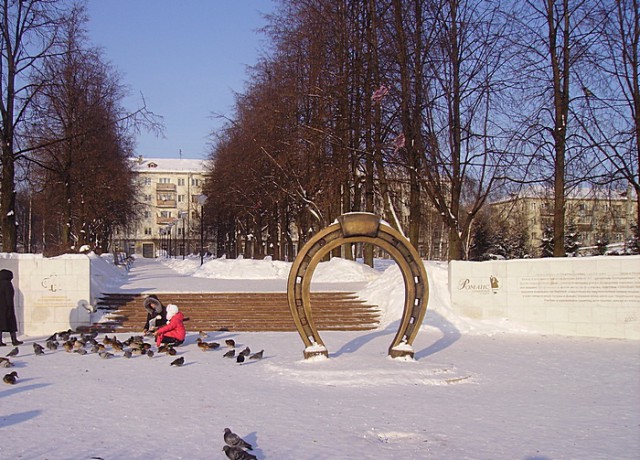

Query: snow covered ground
[{"left": 1, "top": 254, "right": 639, "bottom": 460}]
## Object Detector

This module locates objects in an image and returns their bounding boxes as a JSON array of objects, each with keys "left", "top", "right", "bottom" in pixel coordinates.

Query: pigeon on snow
[
  {"left": 197, "top": 338, "right": 218, "bottom": 351},
  {"left": 170, "top": 356, "right": 184, "bottom": 367},
  {"left": 6, "top": 347, "right": 18, "bottom": 357},
  {"left": 33, "top": 342, "right": 45, "bottom": 356},
  {"left": 166, "top": 347, "right": 177, "bottom": 356},
  {"left": 223, "top": 349, "right": 236, "bottom": 359},
  {"left": 3, "top": 371, "right": 18, "bottom": 384},
  {"left": 222, "top": 445, "right": 257, "bottom": 460},
  {"left": 223, "top": 427, "right": 253, "bottom": 450},
  {"left": 249, "top": 350, "right": 264, "bottom": 360}
]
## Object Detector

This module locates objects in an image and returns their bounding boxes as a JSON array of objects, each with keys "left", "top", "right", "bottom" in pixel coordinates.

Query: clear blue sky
[{"left": 86, "top": 1, "right": 277, "bottom": 160}]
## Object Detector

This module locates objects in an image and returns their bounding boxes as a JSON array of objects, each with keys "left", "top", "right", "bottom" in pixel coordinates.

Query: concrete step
[{"left": 85, "top": 292, "right": 380, "bottom": 333}]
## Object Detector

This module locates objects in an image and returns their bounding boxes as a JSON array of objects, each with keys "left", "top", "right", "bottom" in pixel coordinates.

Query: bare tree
[
  {"left": 27, "top": 4, "right": 137, "bottom": 255},
  {"left": 507, "top": 0, "right": 602, "bottom": 257},
  {"left": 575, "top": 0, "right": 639, "bottom": 230},
  {"left": 207, "top": 1, "right": 373, "bottom": 260},
  {"left": 413, "top": 0, "right": 513, "bottom": 260},
  {"left": 0, "top": 0, "right": 68, "bottom": 251}
]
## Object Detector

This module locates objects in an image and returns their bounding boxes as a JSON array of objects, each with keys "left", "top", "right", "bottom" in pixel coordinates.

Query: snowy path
[{"left": 108, "top": 257, "right": 367, "bottom": 294}]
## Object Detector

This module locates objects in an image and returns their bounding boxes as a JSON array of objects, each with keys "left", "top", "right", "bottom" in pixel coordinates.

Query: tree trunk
[
  {"left": 548, "top": 0, "right": 571, "bottom": 257},
  {"left": 392, "top": 0, "right": 422, "bottom": 250},
  {"left": 448, "top": 0, "right": 463, "bottom": 261},
  {"left": 0, "top": 138, "right": 17, "bottom": 252}
]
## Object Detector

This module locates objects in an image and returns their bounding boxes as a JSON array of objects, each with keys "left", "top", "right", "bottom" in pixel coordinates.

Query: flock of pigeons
[
  {"left": 1, "top": 329, "right": 265, "bottom": 376},
  {"left": 204, "top": 335, "right": 265, "bottom": 363},
  {"left": 3, "top": 329, "right": 265, "bottom": 457}
]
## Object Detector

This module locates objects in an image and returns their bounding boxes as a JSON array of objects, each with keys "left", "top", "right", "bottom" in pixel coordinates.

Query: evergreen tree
[
  {"left": 564, "top": 223, "right": 581, "bottom": 256},
  {"left": 540, "top": 227, "right": 554, "bottom": 257},
  {"left": 595, "top": 234, "right": 609, "bottom": 255},
  {"left": 505, "top": 228, "right": 529, "bottom": 259},
  {"left": 469, "top": 217, "right": 493, "bottom": 260}
]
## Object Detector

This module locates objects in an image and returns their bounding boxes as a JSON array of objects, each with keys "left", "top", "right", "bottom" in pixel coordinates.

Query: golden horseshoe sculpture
[{"left": 287, "top": 213, "right": 429, "bottom": 359}]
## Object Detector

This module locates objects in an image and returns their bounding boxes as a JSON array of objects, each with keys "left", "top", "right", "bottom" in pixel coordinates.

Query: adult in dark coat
[
  {"left": 0, "top": 269, "right": 23, "bottom": 346},
  {"left": 143, "top": 294, "right": 167, "bottom": 335}
]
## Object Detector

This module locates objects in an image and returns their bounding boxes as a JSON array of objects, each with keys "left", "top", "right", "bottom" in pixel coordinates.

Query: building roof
[
  {"left": 491, "top": 186, "right": 635, "bottom": 206},
  {"left": 130, "top": 156, "right": 210, "bottom": 173}
]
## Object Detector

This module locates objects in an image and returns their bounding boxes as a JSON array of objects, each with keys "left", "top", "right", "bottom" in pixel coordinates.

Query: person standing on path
[{"left": 0, "top": 269, "right": 23, "bottom": 346}]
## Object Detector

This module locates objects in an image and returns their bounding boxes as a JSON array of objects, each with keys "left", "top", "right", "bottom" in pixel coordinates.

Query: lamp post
[
  {"left": 171, "top": 221, "right": 177, "bottom": 258},
  {"left": 197, "top": 194, "right": 208, "bottom": 265},
  {"left": 159, "top": 228, "right": 165, "bottom": 258},
  {"left": 169, "top": 224, "right": 173, "bottom": 258},
  {"left": 179, "top": 211, "right": 188, "bottom": 259}
]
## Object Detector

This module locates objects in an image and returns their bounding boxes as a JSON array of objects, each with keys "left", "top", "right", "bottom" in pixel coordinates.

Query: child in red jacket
[{"left": 154, "top": 304, "right": 186, "bottom": 347}]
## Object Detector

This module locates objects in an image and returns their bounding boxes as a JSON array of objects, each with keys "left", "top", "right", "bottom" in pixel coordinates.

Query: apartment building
[
  {"left": 114, "top": 156, "right": 209, "bottom": 258},
  {"left": 491, "top": 187, "right": 637, "bottom": 256}
]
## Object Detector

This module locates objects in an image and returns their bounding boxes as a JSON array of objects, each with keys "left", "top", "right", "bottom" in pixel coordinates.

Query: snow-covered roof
[
  {"left": 491, "top": 186, "right": 635, "bottom": 205},
  {"left": 129, "top": 156, "right": 210, "bottom": 173}
]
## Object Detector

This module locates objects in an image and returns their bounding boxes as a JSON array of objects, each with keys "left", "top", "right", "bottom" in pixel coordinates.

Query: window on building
[
  {"left": 159, "top": 177, "right": 171, "bottom": 184},
  {"left": 178, "top": 178, "right": 185, "bottom": 186},
  {"left": 144, "top": 211, "right": 150, "bottom": 218},
  {"left": 158, "top": 193, "right": 175, "bottom": 201},
  {"left": 145, "top": 194, "right": 152, "bottom": 202},
  {"left": 160, "top": 211, "right": 172, "bottom": 218},
  {"left": 178, "top": 194, "right": 185, "bottom": 202},
  {"left": 191, "top": 178, "right": 200, "bottom": 186},
  {"left": 144, "top": 227, "right": 152, "bottom": 235}
]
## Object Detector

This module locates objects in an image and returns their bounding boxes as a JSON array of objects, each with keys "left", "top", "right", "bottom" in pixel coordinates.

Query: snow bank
[
  {"left": 86, "top": 252, "right": 128, "bottom": 300},
  {"left": 161, "top": 255, "right": 379, "bottom": 283}
]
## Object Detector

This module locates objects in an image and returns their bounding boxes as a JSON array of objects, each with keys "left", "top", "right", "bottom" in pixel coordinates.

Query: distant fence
[{"left": 449, "top": 256, "right": 640, "bottom": 340}]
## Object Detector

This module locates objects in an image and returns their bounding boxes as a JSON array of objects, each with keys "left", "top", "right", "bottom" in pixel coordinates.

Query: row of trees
[
  {"left": 203, "top": 0, "right": 639, "bottom": 261},
  {"left": 1, "top": 1, "right": 156, "bottom": 255}
]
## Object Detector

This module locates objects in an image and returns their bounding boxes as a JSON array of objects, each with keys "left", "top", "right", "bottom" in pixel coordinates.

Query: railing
[{"left": 156, "top": 183, "right": 177, "bottom": 192}]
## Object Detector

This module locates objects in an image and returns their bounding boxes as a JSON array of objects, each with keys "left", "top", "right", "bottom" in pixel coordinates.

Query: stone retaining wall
[
  {"left": 0, "top": 254, "right": 92, "bottom": 336},
  {"left": 449, "top": 256, "right": 640, "bottom": 339}
]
